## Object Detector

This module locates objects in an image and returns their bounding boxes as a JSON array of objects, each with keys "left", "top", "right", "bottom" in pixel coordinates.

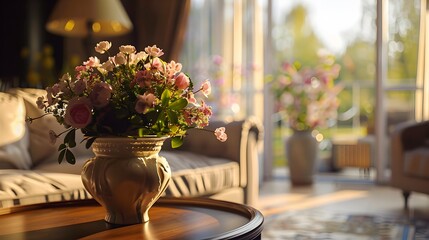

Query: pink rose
[
  {"left": 174, "top": 72, "right": 190, "bottom": 90},
  {"left": 145, "top": 45, "right": 164, "bottom": 57},
  {"left": 214, "top": 127, "right": 227, "bottom": 142},
  {"left": 135, "top": 93, "right": 157, "bottom": 114},
  {"left": 64, "top": 97, "right": 93, "bottom": 128},
  {"left": 89, "top": 82, "right": 112, "bottom": 108}
]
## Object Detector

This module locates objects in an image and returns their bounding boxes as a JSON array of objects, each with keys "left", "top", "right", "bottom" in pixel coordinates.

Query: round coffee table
[{"left": 0, "top": 197, "right": 263, "bottom": 239}]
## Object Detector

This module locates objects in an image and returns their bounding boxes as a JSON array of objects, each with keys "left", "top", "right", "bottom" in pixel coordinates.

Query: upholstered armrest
[
  {"left": 163, "top": 117, "right": 263, "bottom": 205},
  {"left": 393, "top": 121, "right": 429, "bottom": 151},
  {"left": 390, "top": 120, "right": 429, "bottom": 190}
]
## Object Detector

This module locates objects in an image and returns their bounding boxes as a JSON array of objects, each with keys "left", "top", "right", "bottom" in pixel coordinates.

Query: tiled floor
[{"left": 257, "top": 168, "right": 429, "bottom": 219}]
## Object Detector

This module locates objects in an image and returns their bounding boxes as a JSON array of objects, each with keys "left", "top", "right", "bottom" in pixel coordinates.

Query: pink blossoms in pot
[
  {"left": 271, "top": 52, "right": 342, "bottom": 131},
  {"left": 30, "top": 41, "right": 227, "bottom": 164}
]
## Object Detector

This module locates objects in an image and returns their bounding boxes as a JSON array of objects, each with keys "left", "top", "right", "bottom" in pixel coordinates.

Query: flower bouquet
[
  {"left": 271, "top": 53, "right": 342, "bottom": 131},
  {"left": 29, "top": 41, "right": 227, "bottom": 164}
]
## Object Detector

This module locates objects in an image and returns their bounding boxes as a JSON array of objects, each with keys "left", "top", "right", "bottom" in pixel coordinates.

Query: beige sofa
[
  {"left": 390, "top": 120, "right": 429, "bottom": 208},
  {"left": 0, "top": 88, "right": 262, "bottom": 208}
]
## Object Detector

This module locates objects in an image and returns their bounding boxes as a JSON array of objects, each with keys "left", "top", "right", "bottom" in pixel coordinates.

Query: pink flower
[
  {"left": 36, "top": 96, "right": 45, "bottom": 109},
  {"left": 167, "top": 61, "right": 182, "bottom": 76},
  {"left": 75, "top": 65, "right": 86, "bottom": 72},
  {"left": 214, "top": 127, "right": 227, "bottom": 142},
  {"left": 145, "top": 45, "right": 164, "bottom": 57},
  {"left": 175, "top": 72, "right": 190, "bottom": 90},
  {"left": 46, "top": 87, "right": 56, "bottom": 105},
  {"left": 83, "top": 57, "right": 101, "bottom": 68},
  {"left": 200, "top": 80, "right": 211, "bottom": 97},
  {"left": 89, "top": 82, "right": 112, "bottom": 108},
  {"left": 134, "top": 70, "right": 152, "bottom": 88},
  {"left": 212, "top": 55, "right": 223, "bottom": 65},
  {"left": 119, "top": 45, "right": 136, "bottom": 54},
  {"left": 135, "top": 93, "right": 156, "bottom": 114},
  {"left": 151, "top": 57, "right": 164, "bottom": 72},
  {"left": 49, "top": 130, "right": 57, "bottom": 144},
  {"left": 199, "top": 101, "right": 212, "bottom": 116},
  {"left": 95, "top": 41, "right": 112, "bottom": 54},
  {"left": 187, "top": 92, "right": 197, "bottom": 104},
  {"left": 73, "top": 79, "right": 87, "bottom": 95},
  {"left": 64, "top": 97, "right": 93, "bottom": 128}
]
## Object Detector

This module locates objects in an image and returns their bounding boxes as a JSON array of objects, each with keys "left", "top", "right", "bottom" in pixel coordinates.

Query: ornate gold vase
[{"left": 81, "top": 137, "right": 171, "bottom": 225}]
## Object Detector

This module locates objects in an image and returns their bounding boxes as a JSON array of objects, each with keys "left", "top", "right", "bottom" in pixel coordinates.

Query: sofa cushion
[
  {"left": 0, "top": 92, "right": 32, "bottom": 169},
  {"left": 0, "top": 170, "right": 92, "bottom": 208},
  {"left": 7, "top": 88, "right": 94, "bottom": 167},
  {"left": 161, "top": 151, "right": 240, "bottom": 197},
  {"left": 404, "top": 147, "right": 429, "bottom": 179},
  {"left": 7, "top": 88, "right": 66, "bottom": 166}
]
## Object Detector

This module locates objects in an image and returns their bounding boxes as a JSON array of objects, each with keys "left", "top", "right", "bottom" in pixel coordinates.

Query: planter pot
[
  {"left": 286, "top": 130, "right": 318, "bottom": 185},
  {"left": 81, "top": 137, "right": 171, "bottom": 225}
]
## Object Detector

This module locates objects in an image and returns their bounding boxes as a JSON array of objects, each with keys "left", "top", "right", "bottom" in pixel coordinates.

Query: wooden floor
[{"left": 257, "top": 168, "right": 429, "bottom": 220}]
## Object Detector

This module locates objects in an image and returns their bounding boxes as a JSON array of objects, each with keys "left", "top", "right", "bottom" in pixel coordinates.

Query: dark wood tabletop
[{"left": 0, "top": 197, "right": 264, "bottom": 240}]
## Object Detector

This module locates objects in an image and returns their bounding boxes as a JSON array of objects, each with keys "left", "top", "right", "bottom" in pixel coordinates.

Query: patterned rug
[{"left": 262, "top": 211, "right": 429, "bottom": 239}]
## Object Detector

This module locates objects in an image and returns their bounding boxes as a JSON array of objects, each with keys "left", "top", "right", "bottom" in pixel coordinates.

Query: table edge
[{"left": 0, "top": 197, "right": 264, "bottom": 240}]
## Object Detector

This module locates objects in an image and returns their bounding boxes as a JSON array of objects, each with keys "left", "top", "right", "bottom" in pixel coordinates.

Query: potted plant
[
  {"left": 271, "top": 51, "right": 341, "bottom": 185},
  {"left": 27, "top": 41, "right": 227, "bottom": 224}
]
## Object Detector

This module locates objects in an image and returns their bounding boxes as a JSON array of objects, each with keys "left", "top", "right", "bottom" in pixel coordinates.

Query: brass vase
[{"left": 81, "top": 137, "right": 171, "bottom": 225}]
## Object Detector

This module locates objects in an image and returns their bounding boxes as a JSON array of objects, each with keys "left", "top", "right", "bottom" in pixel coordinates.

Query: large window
[{"left": 181, "top": 0, "right": 423, "bottom": 180}]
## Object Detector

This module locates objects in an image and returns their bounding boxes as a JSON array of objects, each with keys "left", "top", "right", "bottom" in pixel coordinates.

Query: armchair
[{"left": 390, "top": 120, "right": 429, "bottom": 208}]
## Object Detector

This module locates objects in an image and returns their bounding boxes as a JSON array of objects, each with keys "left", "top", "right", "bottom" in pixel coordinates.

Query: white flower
[
  {"left": 119, "top": 45, "right": 136, "bottom": 54},
  {"left": 95, "top": 41, "right": 112, "bottom": 54},
  {"left": 114, "top": 53, "right": 126, "bottom": 65}
]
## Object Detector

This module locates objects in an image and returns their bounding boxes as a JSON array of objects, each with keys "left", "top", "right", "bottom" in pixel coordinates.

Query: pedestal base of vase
[{"left": 81, "top": 137, "right": 171, "bottom": 225}]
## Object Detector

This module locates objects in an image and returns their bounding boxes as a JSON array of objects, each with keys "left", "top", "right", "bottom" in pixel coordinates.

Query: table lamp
[{"left": 46, "top": 0, "right": 133, "bottom": 38}]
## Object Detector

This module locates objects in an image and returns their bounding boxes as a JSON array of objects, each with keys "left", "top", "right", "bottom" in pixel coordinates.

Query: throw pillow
[{"left": 0, "top": 92, "right": 32, "bottom": 169}]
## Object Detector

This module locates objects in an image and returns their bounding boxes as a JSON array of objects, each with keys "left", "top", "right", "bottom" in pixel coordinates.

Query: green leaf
[
  {"left": 171, "top": 136, "right": 183, "bottom": 148},
  {"left": 64, "top": 129, "right": 76, "bottom": 148},
  {"left": 167, "top": 110, "right": 178, "bottom": 124},
  {"left": 169, "top": 98, "right": 188, "bottom": 110},
  {"left": 65, "top": 150, "right": 76, "bottom": 165},
  {"left": 161, "top": 89, "right": 171, "bottom": 106},
  {"left": 58, "top": 143, "right": 67, "bottom": 151},
  {"left": 58, "top": 149, "right": 66, "bottom": 164},
  {"left": 85, "top": 137, "right": 97, "bottom": 149}
]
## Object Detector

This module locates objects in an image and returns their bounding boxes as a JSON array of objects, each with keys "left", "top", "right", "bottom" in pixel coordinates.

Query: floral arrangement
[
  {"left": 271, "top": 52, "right": 342, "bottom": 131},
  {"left": 28, "top": 41, "right": 227, "bottom": 164}
]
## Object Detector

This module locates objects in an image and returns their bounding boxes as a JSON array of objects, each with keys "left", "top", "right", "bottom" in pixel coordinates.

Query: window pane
[
  {"left": 270, "top": 0, "right": 377, "bottom": 166},
  {"left": 387, "top": 0, "right": 420, "bottom": 85}
]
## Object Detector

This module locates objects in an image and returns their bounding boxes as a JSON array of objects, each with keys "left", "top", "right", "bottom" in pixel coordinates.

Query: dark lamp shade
[{"left": 46, "top": 0, "right": 133, "bottom": 37}]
